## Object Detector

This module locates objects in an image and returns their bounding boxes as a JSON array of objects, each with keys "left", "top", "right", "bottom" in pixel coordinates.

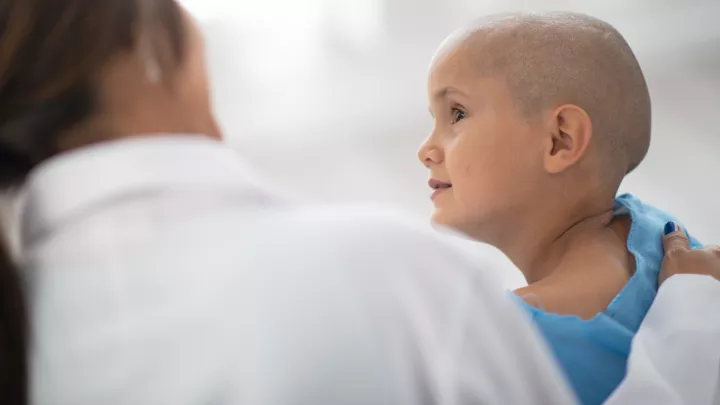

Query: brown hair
[{"left": 0, "top": 1, "right": 186, "bottom": 403}]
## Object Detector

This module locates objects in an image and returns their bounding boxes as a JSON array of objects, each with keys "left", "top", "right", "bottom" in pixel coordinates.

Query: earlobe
[{"left": 544, "top": 105, "right": 593, "bottom": 174}]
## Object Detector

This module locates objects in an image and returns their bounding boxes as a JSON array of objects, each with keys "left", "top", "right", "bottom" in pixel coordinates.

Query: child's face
[{"left": 419, "top": 46, "right": 547, "bottom": 239}]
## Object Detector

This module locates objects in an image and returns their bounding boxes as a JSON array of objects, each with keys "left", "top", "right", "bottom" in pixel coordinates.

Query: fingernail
[{"left": 664, "top": 221, "right": 677, "bottom": 235}]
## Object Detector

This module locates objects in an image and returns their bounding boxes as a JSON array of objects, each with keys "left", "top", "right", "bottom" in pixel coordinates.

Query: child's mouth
[{"left": 429, "top": 179, "right": 452, "bottom": 200}]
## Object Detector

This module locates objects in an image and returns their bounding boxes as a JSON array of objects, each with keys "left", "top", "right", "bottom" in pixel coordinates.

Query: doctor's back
[
  {"left": 22, "top": 137, "right": 570, "bottom": 405},
  {"left": 0, "top": 1, "right": 576, "bottom": 404}
]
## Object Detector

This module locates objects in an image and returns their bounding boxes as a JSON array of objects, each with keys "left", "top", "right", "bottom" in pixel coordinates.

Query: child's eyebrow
[{"left": 433, "top": 86, "right": 467, "bottom": 102}]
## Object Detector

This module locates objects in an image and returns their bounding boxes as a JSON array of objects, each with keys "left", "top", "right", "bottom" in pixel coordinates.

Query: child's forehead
[
  {"left": 431, "top": 31, "right": 515, "bottom": 74},
  {"left": 430, "top": 45, "right": 474, "bottom": 79},
  {"left": 429, "top": 44, "right": 504, "bottom": 88}
]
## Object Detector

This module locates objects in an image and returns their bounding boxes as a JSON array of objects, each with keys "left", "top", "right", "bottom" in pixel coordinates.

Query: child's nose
[{"left": 418, "top": 140, "right": 444, "bottom": 168}]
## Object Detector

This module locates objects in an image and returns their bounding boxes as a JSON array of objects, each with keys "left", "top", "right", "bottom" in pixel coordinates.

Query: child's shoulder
[
  {"left": 614, "top": 193, "right": 702, "bottom": 263},
  {"left": 518, "top": 194, "right": 701, "bottom": 324},
  {"left": 606, "top": 193, "right": 701, "bottom": 329}
]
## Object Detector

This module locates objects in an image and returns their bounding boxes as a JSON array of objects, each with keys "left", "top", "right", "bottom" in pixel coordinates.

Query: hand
[{"left": 659, "top": 222, "right": 720, "bottom": 286}]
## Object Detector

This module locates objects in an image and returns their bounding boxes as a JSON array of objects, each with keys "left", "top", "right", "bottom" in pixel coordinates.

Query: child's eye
[{"left": 451, "top": 108, "right": 466, "bottom": 124}]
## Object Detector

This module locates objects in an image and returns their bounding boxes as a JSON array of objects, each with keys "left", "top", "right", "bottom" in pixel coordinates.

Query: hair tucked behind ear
[{"left": 0, "top": 0, "right": 187, "bottom": 403}]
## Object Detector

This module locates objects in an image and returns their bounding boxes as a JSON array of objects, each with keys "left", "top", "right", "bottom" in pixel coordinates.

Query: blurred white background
[{"left": 181, "top": 0, "right": 720, "bottom": 254}]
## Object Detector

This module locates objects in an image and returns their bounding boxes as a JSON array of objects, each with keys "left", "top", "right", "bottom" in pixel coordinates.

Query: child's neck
[
  {"left": 511, "top": 210, "right": 635, "bottom": 319},
  {"left": 498, "top": 203, "right": 616, "bottom": 284},
  {"left": 529, "top": 211, "right": 616, "bottom": 283}
]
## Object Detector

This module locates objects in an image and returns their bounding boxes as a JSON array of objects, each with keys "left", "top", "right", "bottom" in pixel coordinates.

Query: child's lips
[
  {"left": 429, "top": 179, "right": 452, "bottom": 200},
  {"left": 429, "top": 179, "right": 452, "bottom": 189}
]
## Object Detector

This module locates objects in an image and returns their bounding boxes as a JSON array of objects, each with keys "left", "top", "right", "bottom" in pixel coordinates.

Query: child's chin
[{"left": 431, "top": 209, "right": 461, "bottom": 230}]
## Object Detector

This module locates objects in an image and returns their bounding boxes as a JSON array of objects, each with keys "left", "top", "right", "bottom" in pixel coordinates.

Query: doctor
[{"left": 0, "top": 1, "right": 716, "bottom": 405}]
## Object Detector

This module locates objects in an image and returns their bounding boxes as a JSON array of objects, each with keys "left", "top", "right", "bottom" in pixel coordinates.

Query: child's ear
[{"left": 543, "top": 104, "right": 593, "bottom": 174}]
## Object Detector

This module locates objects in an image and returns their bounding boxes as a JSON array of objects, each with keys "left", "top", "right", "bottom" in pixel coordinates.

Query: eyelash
[{"left": 450, "top": 107, "right": 466, "bottom": 124}]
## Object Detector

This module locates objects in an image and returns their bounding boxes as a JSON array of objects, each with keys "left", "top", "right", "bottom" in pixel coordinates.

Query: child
[{"left": 418, "top": 11, "right": 701, "bottom": 405}]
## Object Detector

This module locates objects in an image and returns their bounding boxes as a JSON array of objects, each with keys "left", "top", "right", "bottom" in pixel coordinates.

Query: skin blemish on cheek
[{"left": 463, "top": 161, "right": 473, "bottom": 176}]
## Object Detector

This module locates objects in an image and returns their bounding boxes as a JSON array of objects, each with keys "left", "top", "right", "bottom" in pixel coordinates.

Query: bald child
[{"left": 419, "top": 11, "right": 702, "bottom": 405}]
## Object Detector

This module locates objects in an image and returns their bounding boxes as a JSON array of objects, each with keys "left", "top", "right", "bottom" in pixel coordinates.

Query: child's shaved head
[
  {"left": 420, "top": 11, "right": 651, "bottom": 250},
  {"left": 438, "top": 12, "right": 651, "bottom": 178}
]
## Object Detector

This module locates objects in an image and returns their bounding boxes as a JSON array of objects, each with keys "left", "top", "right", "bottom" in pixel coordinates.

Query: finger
[{"left": 662, "top": 222, "right": 690, "bottom": 254}]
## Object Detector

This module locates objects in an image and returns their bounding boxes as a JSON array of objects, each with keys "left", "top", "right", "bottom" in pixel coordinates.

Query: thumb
[{"left": 662, "top": 222, "right": 690, "bottom": 254}]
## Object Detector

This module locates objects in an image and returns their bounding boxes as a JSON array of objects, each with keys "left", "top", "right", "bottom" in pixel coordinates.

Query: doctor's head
[
  {"left": 418, "top": 12, "right": 650, "bottom": 248},
  {"left": 0, "top": 1, "right": 219, "bottom": 403},
  {"left": 0, "top": 0, "right": 221, "bottom": 187}
]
